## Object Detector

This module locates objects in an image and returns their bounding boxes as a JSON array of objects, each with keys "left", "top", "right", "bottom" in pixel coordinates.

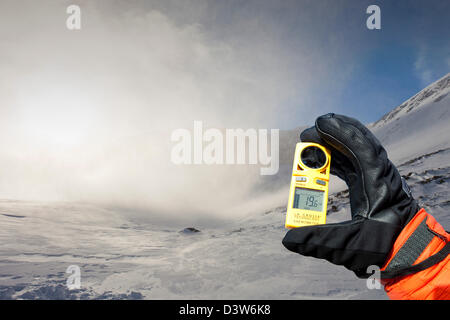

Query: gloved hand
[{"left": 282, "top": 113, "right": 419, "bottom": 277}]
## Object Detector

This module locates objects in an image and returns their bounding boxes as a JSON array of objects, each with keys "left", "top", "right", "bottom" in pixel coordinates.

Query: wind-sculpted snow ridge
[
  {"left": 397, "top": 148, "right": 450, "bottom": 227},
  {"left": 0, "top": 283, "right": 143, "bottom": 300}
]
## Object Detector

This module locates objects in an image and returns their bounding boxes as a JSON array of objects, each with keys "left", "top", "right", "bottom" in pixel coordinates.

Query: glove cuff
[{"left": 380, "top": 208, "right": 450, "bottom": 299}]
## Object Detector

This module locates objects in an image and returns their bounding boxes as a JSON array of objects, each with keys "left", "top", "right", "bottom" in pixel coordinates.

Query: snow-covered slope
[
  {"left": 369, "top": 73, "right": 450, "bottom": 227},
  {"left": 0, "top": 75, "right": 449, "bottom": 300},
  {"left": 370, "top": 73, "right": 450, "bottom": 164}
]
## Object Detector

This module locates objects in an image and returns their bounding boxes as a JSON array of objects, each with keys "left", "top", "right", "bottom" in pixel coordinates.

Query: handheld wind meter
[{"left": 285, "top": 142, "right": 331, "bottom": 228}]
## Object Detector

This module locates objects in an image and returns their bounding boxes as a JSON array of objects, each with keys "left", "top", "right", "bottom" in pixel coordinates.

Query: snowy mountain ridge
[
  {"left": 369, "top": 73, "right": 450, "bottom": 165},
  {"left": 371, "top": 73, "right": 450, "bottom": 130}
]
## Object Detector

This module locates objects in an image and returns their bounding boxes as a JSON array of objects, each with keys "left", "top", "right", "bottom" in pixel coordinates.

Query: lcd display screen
[{"left": 293, "top": 187, "right": 324, "bottom": 212}]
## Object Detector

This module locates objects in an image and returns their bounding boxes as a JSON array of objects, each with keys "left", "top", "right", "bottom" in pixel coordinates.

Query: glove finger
[
  {"left": 315, "top": 113, "right": 385, "bottom": 166},
  {"left": 300, "top": 126, "right": 354, "bottom": 182},
  {"left": 314, "top": 113, "right": 399, "bottom": 218},
  {"left": 299, "top": 126, "right": 324, "bottom": 145}
]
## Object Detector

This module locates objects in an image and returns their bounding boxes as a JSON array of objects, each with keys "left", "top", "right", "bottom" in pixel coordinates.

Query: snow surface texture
[{"left": 0, "top": 74, "right": 449, "bottom": 300}]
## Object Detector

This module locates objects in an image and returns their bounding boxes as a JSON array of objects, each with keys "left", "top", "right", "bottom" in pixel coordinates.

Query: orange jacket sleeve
[{"left": 381, "top": 208, "right": 450, "bottom": 299}]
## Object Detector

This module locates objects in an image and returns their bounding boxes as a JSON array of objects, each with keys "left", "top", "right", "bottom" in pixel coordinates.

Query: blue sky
[
  {"left": 333, "top": 1, "right": 449, "bottom": 123},
  {"left": 268, "top": 0, "right": 450, "bottom": 125},
  {"left": 82, "top": 0, "right": 449, "bottom": 127},
  {"left": 181, "top": 0, "right": 450, "bottom": 126}
]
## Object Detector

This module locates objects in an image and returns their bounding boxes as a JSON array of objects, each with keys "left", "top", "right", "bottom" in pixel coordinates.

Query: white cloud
[
  {"left": 0, "top": 1, "right": 357, "bottom": 222},
  {"left": 414, "top": 46, "right": 434, "bottom": 86}
]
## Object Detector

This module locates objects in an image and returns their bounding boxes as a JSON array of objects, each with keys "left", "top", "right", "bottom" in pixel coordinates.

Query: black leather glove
[{"left": 282, "top": 113, "right": 419, "bottom": 277}]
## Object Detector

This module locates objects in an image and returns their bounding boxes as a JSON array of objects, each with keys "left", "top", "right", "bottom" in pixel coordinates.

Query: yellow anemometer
[{"left": 285, "top": 142, "right": 331, "bottom": 228}]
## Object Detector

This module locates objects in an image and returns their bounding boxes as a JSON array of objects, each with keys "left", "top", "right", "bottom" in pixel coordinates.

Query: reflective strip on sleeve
[{"left": 384, "top": 218, "right": 435, "bottom": 273}]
